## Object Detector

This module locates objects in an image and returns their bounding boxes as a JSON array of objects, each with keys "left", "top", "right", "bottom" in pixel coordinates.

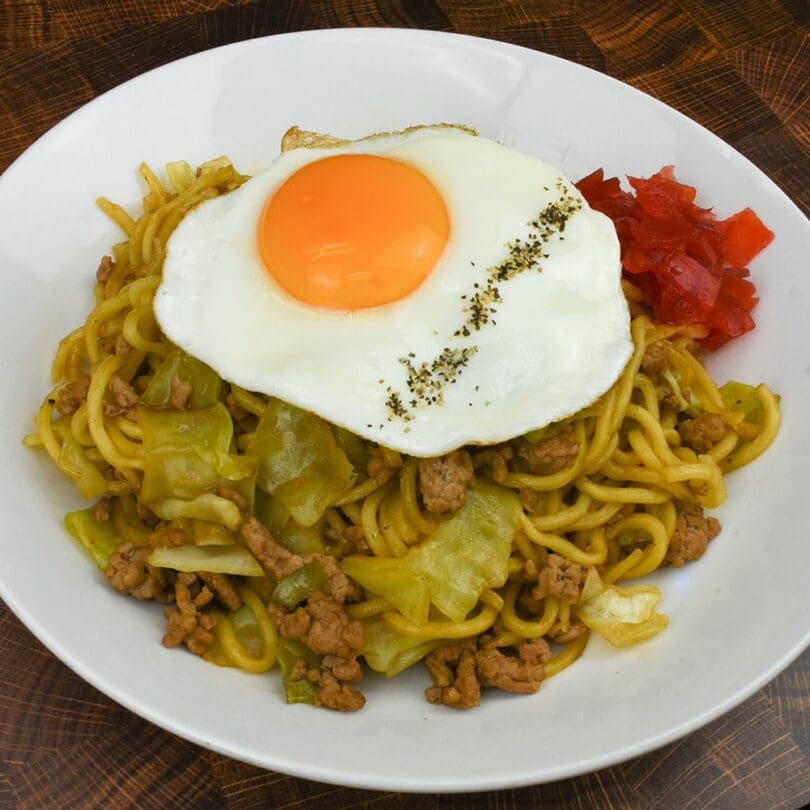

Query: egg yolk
[{"left": 258, "top": 154, "right": 449, "bottom": 310}]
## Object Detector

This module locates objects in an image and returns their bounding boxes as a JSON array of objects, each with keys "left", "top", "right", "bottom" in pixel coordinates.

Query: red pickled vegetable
[{"left": 576, "top": 166, "right": 774, "bottom": 349}]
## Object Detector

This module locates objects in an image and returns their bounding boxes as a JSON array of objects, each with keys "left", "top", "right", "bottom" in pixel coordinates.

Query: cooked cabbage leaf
[
  {"left": 719, "top": 380, "right": 774, "bottom": 423},
  {"left": 65, "top": 507, "right": 123, "bottom": 570},
  {"left": 276, "top": 637, "right": 320, "bottom": 705},
  {"left": 363, "top": 619, "right": 435, "bottom": 677},
  {"left": 249, "top": 399, "right": 355, "bottom": 527},
  {"left": 55, "top": 425, "right": 110, "bottom": 500},
  {"left": 141, "top": 348, "right": 224, "bottom": 410},
  {"left": 576, "top": 568, "right": 668, "bottom": 647},
  {"left": 139, "top": 404, "right": 257, "bottom": 521},
  {"left": 149, "top": 544, "right": 263, "bottom": 576},
  {"left": 152, "top": 493, "right": 243, "bottom": 529},
  {"left": 342, "top": 482, "right": 521, "bottom": 624}
]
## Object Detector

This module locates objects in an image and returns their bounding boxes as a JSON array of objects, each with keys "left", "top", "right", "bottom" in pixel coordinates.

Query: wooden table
[{"left": 1, "top": 1, "right": 808, "bottom": 807}]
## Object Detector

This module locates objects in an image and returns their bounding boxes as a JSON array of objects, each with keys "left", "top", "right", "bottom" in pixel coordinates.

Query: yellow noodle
[
  {"left": 578, "top": 477, "right": 670, "bottom": 505},
  {"left": 86, "top": 355, "right": 143, "bottom": 470},
  {"left": 379, "top": 490, "right": 408, "bottom": 558},
  {"left": 52, "top": 327, "right": 85, "bottom": 383},
  {"left": 529, "top": 492, "right": 591, "bottom": 532},
  {"left": 96, "top": 197, "right": 135, "bottom": 235},
  {"left": 566, "top": 501, "right": 625, "bottom": 532},
  {"left": 333, "top": 476, "right": 380, "bottom": 507},
  {"left": 69, "top": 404, "right": 94, "bottom": 446},
  {"left": 606, "top": 513, "right": 669, "bottom": 579},
  {"left": 603, "top": 549, "right": 645, "bottom": 584},
  {"left": 215, "top": 587, "right": 277, "bottom": 673},
  {"left": 544, "top": 631, "right": 589, "bottom": 678},
  {"left": 521, "top": 515, "right": 608, "bottom": 566},
  {"left": 361, "top": 483, "right": 394, "bottom": 557},
  {"left": 383, "top": 606, "right": 497, "bottom": 639},
  {"left": 229, "top": 384, "right": 266, "bottom": 417},
  {"left": 122, "top": 305, "right": 168, "bottom": 356},
  {"left": 557, "top": 601, "right": 571, "bottom": 633},
  {"left": 346, "top": 597, "right": 394, "bottom": 620},
  {"left": 500, "top": 583, "right": 558, "bottom": 638},
  {"left": 722, "top": 385, "right": 780, "bottom": 471}
]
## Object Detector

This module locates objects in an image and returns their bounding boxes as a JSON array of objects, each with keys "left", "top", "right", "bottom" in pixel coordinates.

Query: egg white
[{"left": 155, "top": 128, "right": 632, "bottom": 456}]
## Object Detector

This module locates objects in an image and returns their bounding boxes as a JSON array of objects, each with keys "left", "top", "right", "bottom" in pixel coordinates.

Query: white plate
[{"left": 0, "top": 29, "right": 808, "bottom": 793}]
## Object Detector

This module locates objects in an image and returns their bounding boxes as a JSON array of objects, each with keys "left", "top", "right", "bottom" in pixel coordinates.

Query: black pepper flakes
[{"left": 379, "top": 182, "right": 582, "bottom": 421}]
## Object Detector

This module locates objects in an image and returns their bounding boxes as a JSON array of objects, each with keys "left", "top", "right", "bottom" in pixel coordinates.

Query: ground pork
[
  {"left": 163, "top": 573, "right": 218, "bottom": 655},
  {"left": 241, "top": 519, "right": 359, "bottom": 603},
  {"left": 476, "top": 639, "right": 551, "bottom": 694},
  {"left": 103, "top": 374, "right": 139, "bottom": 418},
  {"left": 239, "top": 517, "right": 303, "bottom": 578},
  {"left": 548, "top": 621, "right": 588, "bottom": 644},
  {"left": 290, "top": 654, "right": 366, "bottom": 712},
  {"left": 312, "top": 671, "right": 366, "bottom": 711},
  {"left": 530, "top": 554, "right": 586, "bottom": 605},
  {"left": 114, "top": 335, "right": 130, "bottom": 355},
  {"left": 106, "top": 541, "right": 172, "bottom": 601},
  {"left": 198, "top": 572, "right": 241, "bottom": 611},
  {"left": 367, "top": 448, "right": 397, "bottom": 485},
  {"left": 308, "top": 553, "right": 362, "bottom": 604},
  {"left": 93, "top": 496, "right": 112, "bottom": 522},
  {"left": 152, "top": 525, "right": 188, "bottom": 548},
  {"left": 418, "top": 450, "right": 474, "bottom": 514},
  {"left": 170, "top": 376, "right": 192, "bottom": 410},
  {"left": 424, "top": 641, "right": 480, "bottom": 709},
  {"left": 341, "top": 525, "right": 368, "bottom": 552},
  {"left": 425, "top": 638, "right": 552, "bottom": 708},
  {"left": 216, "top": 485, "right": 248, "bottom": 511},
  {"left": 666, "top": 502, "right": 721, "bottom": 567},
  {"left": 135, "top": 501, "right": 159, "bottom": 527},
  {"left": 225, "top": 392, "right": 249, "bottom": 421},
  {"left": 472, "top": 447, "right": 513, "bottom": 484},
  {"left": 56, "top": 377, "right": 90, "bottom": 416},
  {"left": 96, "top": 255, "right": 114, "bottom": 284},
  {"left": 678, "top": 412, "right": 728, "bottom": 453},
  {"left": 519, "top": 427, "right": 579, "bottom": 474},
  {"left": 641, "top": 343, "right": 668, "bottom": 375},
  {"left": 270, "top": 592, "right": 365, "bottom": 659}
]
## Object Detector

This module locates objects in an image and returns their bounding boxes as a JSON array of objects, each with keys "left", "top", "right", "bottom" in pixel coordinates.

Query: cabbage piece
[
  {"left": 279, "top": 523, "right": 324, "bottom": 555},
  {"left": 576, "top": 569, "right": 668, "bottom": 647},
  {"left": 207, "top": 602, "right": 267, "bottom": 667},
  {"left": 276, "top": 637, "right": 320, "bottom": 705},
  {"left": 139, "top": 403, "right": 257, "bottom": 518},
  {"left": 192, "top": 520, "right": 234, "bottom": 546},
  {"left": 254, "top": 489, "right": 291, "bottom": 536},
  {"left": 344, "top": 564, "right": 430, "bottom": 624},
  {"left": 249, "top": 399, "right": 355, "bottom": 527},
  {"left": 149, "top": 544, "right": 263, "bottom": 576},
  {"left": 141, "top": 347, "right": 224, "bottom": 410},
  {"left": 332, "top": 425, "right": 370, "bottom": 472},
  {"left": 152, "top": 494, "right": 243, "bottom": 529},
  {"left": 363, "top": 620, "right": 435, "bottom": 676},
  {"left": 55, "top": 425, "right": 110, "bottom": 499},
  {"left": 719, "top": 380, "right": 773, "bottom": 423},
  {"left": 65, "top": 507, "right": 123, "bottom": 570},
  {"left": 342, "top": 482, "right": 521, "bottom": 624},
  {"left": 271, "top": 562, "right": 325, "bottom": 610}
]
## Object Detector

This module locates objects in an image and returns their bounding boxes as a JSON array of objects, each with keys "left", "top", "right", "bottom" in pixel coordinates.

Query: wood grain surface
[{"left": 1, "top": 1, "right": 808, "bottom": 807}]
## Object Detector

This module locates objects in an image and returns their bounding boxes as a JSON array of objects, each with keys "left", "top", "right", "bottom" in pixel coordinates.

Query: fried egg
[{"left": 155, "top": 126, "right": 632, "bottom": 456}]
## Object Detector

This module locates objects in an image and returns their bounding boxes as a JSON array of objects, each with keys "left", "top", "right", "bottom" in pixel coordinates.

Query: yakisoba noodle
[{"left": 25, "top": 157, "right": 780, "bottom": 710}]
